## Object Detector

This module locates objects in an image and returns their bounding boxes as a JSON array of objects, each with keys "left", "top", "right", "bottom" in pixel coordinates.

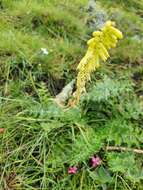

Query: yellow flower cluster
[{"left": 74, "top": 21, "right": 123, "bottom": 104}]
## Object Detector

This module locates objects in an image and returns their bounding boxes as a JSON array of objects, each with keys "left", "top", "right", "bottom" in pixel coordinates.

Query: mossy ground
[{"left": 0, "top": 0, "right": 143, "bottom": 189}]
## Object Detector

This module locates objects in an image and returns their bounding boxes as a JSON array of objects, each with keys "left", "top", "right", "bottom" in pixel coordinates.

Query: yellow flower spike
[
  {"left": 105, "top": 20, "right": 115, "bottom": 26},
  {"left": 99, "top": 44, "right": 110, "bottom": 58},
  {"left": 108, "top": 36, "right": 118, "bottom": 45},
  {"left": 92, "top": 31, "right": 102, "bottom": 37},
  {"left": 104, "top": 31, "right": 118, "bottom": 41},
  {"left": 87, "top": 38, "right": 95, "bottom": 46},
  {"left": 98, "top": 49, "right": 108, "bottom": 61},
  {"left": 95, "top": 55, "right": 100, "bottom": 68},
  {"left": 103, "top": 32, "right": 118, "bottom": 48},
  {"left": 73, "top": 21, "right": 123, "bottom": 105},
  {"left": 109, "top": 26, "right": 123, "bottom": 39},
  {"left": 103, "top": 37, "right": 114, "bottom": 49}
]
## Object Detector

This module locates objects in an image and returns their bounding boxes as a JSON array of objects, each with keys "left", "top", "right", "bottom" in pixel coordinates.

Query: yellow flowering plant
[{"left": 74, "top": 21, "right": 123, "bottom": 104}]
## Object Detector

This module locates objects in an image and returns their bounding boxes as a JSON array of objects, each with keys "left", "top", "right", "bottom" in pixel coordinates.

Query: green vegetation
[{"left": 0, "top": 0, "right": 143, "bottom": 189}]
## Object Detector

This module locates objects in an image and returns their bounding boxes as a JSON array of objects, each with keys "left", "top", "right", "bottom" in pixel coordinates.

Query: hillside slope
[{"left": 0, "top": 0, "right": 143, "bottom": 189}]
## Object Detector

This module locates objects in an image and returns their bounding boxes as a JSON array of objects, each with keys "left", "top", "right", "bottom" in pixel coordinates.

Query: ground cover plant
[{"left": 0, "top": 0, "right": 143, "bottom": 189}]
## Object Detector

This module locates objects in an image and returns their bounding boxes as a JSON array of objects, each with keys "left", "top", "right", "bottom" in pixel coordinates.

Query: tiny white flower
[{"left": 41, "top": 48, "right": 49, "bottom": 55}]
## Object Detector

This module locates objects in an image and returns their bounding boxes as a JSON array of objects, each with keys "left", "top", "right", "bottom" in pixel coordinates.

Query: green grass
[{"left": 0, "top": 0, "right": 143, "bottom": 189}]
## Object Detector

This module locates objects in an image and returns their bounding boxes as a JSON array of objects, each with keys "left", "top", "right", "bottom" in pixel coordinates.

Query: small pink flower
[
  {"left": 91, "top": 156, "right": 102, "bottom": 168},
  {"left": 68, "top": 166, "right": 78, "bottom": 174}
]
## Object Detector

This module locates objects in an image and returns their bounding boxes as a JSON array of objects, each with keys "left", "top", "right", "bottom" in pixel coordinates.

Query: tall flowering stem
[{"left": 74, "top": 21, "right": 123, "bottom": 104}]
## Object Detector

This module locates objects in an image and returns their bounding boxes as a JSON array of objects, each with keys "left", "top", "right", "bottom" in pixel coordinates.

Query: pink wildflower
[
  {"left": 91, "top": 156, "right": 102, "bottom": 168},
  {"left": 68, "top": 166, "right": 78, "bottom": 174}
]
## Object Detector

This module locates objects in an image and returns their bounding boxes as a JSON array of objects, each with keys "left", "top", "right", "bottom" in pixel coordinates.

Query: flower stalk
[{"left": 74, "top": 21, "right": 123, "bottom": 104}]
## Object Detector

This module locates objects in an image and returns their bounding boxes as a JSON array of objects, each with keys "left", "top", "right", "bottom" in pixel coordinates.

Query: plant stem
[{"left": 106, "top": 146, "right": 143, "bottom": 154}]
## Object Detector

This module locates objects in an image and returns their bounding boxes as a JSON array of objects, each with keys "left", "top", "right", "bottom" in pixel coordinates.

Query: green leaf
[{"left": 88, "top": 166, "right": 112, "bottom": 184}]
